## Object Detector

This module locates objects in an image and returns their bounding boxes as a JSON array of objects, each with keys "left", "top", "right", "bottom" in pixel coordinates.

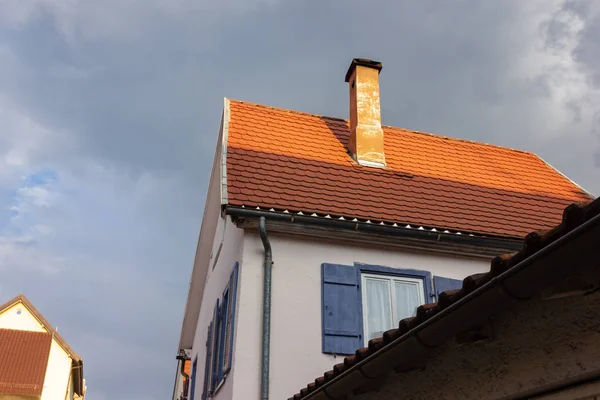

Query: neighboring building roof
[
  {"left": 225, "top": 99, "right": 593, "bottom": 239},
  {"left": 288, "top": 197, "right": 600, "bottom": 400},
  {"left": 0, "top": 328, "right": 52, "bottom": 397},
  {"left": 0, "top": 294, "right": 81, "bottom": 361},
  {"left": 0, "top": 294, "right": 85, "bottom": 396}
]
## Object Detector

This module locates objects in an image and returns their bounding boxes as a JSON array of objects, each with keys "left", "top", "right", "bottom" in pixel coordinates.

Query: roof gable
[
  {"left": 0, "top": 301, "right": 46, "bottom": 333},
  {"left": 0, "top": 294, "right": 81, "bottom": 362},
  {"left": 225, "top": 99, "right": 592, "bottom": 238}
]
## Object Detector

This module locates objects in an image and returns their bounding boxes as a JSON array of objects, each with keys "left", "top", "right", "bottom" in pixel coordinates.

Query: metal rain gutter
[{"left": 225, "top": 207, "right": 523, "bottom": 252}]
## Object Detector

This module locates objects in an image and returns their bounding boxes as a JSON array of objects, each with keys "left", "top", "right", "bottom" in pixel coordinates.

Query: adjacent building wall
[
  {"left": 234, "top": 231, "right": 492, "bottom": 400},
  {"left": 40, "top": 341, "right": 72, "bottom": 400}
]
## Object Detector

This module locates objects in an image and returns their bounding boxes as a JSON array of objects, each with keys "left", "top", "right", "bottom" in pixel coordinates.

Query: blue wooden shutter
[
  {"left": 201, "top": 323, "right": 213, "bottom": 400},
  {"left": 217, "top": 291, "right": 228, "bottom": 381},
  {"left": 223, "top": 262, "right": 239, "bottom": 373},
  {"left": 210, "top": 299, "right": 220, "bottom": 392},
  {"left": 321, "top": 263, "right": 363, "bottom": 355},
  {"left": 433, "top": 276, "right": 463, "bottom": 301},
  {"left": 189, "top": 358, "right": 198, "bottom": 400}
]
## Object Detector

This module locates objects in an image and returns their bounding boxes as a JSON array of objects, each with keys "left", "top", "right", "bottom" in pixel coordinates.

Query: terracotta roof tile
[
  {"left": 288, "top": 197, "right": 600, "bottom": 400},
  {"left": 0, "top": 328, "right": 51, "bottom": 396},
  {"left": 226, "top": 100, "right": 593, "bottom": 238}
]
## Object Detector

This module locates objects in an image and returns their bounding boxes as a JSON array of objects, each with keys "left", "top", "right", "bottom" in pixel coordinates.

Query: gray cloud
[{"left": 1, "top": 1, "right": 599, "bottom": 399}]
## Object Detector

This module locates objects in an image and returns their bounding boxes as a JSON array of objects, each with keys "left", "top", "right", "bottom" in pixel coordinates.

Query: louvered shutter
[
  {"left": 321, "top": 263, "right": 363, "bottom": 355},
  {"left": 210, "top": 299, "right": 220, "bottom": 392},
  {"left": 217, "top": 293, "right": 228, "bottom": 381},
  {"left": 223, "top": 262, "right": 239, "bottom": 373},
  {"left": 201, "top": 322, "right": 213, "bottom": 400},
  {"left": 189, "top": 358, "right": 198, "bottom": 400}
]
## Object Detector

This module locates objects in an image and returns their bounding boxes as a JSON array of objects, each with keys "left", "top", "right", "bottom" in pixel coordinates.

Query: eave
[{"left": 225, "top": 206, "right": 524, "bottom": 258}]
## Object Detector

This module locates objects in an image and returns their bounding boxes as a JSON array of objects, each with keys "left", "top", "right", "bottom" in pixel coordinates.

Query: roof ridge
[
  {"left": 227, "top": 98, "right": 347, "bottom": 122},
  {"left": 227, "top": 98, "right": 535, "bottom": 156}
]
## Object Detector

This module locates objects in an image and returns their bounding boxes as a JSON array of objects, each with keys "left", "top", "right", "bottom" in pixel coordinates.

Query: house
[
  {"left": 0, "top": 294, "right": 85, "bottom": 400},
  {"left": 288, "top": 197, "right": 600, "bottom": 400},
  {"left": 173, "top": 58, "right": 594, "bottom": 400}
]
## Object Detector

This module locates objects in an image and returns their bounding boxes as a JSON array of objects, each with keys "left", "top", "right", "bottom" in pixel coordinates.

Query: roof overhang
[
  {"left": 177, "top": 101, "right": 228, "bottom": 352},
  {"left": 226, "top": 206, "right": 523, "bottom": 258}
]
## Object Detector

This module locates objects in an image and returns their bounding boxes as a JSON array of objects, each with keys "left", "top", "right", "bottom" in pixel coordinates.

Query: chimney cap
[{"left": 345, "top": 58, "right": 383, "bottom": 82}]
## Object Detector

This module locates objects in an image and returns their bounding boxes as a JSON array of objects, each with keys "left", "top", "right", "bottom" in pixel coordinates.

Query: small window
[
  {"left": 322, "top": 263, "right": 461, "bottom": 355},
  {"left": 361, "top": 273, "right": 425, "bottom": 343}
]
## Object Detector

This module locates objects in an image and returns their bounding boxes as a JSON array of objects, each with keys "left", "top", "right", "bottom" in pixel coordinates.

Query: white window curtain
[
  {"left": 362, "top": 274, "right": 425, "bottom": 343},
  {"left": 394, "top": 281, "right": 421, "bottom": 321},
  {"left": 365, "top": 278, "right": 391, "bottom": 340}
]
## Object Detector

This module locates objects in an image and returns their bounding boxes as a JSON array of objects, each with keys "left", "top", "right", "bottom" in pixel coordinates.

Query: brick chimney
[{"left": 345, "top": 58, "right": 385, "bottom": 167}]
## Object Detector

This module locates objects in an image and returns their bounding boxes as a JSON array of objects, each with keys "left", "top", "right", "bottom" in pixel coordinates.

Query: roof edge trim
[
  {"left": 221, "top": 97, "right": 231, "bottom": 205},
  {"left": 177, "top": 103, "right": 230, "bottom": 350},
  {"left": 537, "top": 154, "right": 596, "bottom": 199}
]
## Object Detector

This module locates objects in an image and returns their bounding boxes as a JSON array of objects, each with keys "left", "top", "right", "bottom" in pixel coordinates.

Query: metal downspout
[{"left": 259, "top": 216, "right": 272, "bottom": 400}]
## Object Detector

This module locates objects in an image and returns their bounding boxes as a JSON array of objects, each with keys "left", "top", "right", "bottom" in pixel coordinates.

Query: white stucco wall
[
  {"left": 0, "top": 303, "right": 45, "bottom": 332},
  {"left": 233, "top": 232, "right": 493, "bottom": 400},
  {"left": 189, "top": 215, "right": 244, "bottom": 400},
  {"left": 0, "top": 302, "right": 74, "bottom": 400},
  {"left": 41, "top": 340, "right": 72, "bottom": 400}
]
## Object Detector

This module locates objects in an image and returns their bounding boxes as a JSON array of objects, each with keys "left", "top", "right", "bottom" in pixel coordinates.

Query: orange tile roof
[
  {"left": 0, "top": 328, "right": 52, "bottom": 397},
  {"left": 226, "top": 99, "right": 593, "bottom": 239}
]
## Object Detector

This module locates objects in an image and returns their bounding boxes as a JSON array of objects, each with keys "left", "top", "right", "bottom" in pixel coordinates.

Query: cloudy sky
[{"left": 1, "top": 0, "right": 599, "bottom": 399}]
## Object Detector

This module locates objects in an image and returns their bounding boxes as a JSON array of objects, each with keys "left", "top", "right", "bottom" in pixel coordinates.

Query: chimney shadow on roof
[{"left": 319, "top": 115, "right": 351, "bottom": 155}]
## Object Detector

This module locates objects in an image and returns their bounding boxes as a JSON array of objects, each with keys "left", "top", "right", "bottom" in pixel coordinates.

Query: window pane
[
  {"left": 365, "top": 278, "right": 391, "bottom": 340},
  {"left": 394, "top": 281, "right": 421, "bottom": 322}
]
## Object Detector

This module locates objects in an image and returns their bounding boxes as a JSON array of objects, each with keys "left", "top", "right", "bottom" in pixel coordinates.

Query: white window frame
[{"left": 361, "top": 273, "right": 425, "bottom": 345}]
